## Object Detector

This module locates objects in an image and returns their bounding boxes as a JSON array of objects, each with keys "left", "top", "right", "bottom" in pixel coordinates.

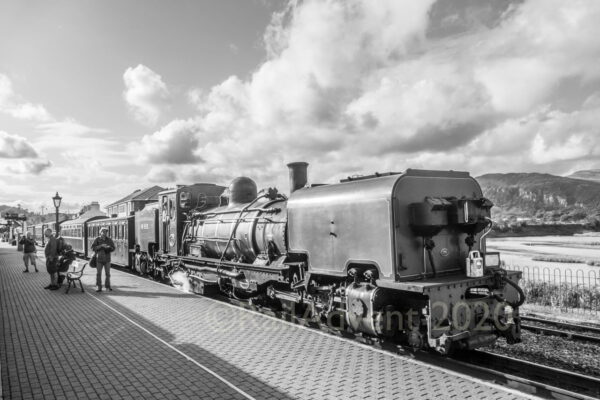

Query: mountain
[
  {"left": 567, "top": 169, "right": 600, "bottom": 182},
  {"left": 0, "top": 205, "right": 67, "bottom": 225},
  {"left": 476, "top": 172, "right": 600, "bottom": 225}
]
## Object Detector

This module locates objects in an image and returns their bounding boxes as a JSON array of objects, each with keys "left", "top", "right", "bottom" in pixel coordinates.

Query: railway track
[
  {"left": 450, "top": 350, "right": 600, "bottom": 400},
  {"left": 521, "top": 315, "right": 600, "bottom": 344},
  {"left": 108, "top": 262, "right": 600, "bottom": 399}
]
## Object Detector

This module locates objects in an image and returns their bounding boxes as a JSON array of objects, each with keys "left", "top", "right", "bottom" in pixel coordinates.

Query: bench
[{"left": 65, "top": 261, "right": 88, "bottom": 294}]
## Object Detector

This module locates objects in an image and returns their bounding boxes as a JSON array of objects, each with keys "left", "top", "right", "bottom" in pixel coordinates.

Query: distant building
[
  {"left": 78, "top": 202, "right": 106, "bottom": 219},
  {"left": 106, "top": 186, "right": 164, "bottom": 217}
]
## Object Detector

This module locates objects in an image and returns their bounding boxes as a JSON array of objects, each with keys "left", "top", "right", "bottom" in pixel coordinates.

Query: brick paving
[{"left": 0, "top": 242, "right": 536, "bottom": 399}]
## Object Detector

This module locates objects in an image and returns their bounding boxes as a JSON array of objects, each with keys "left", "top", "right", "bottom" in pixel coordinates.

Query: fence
[{"left": 503, "top": 265, "right": 600, "bottom": 314}]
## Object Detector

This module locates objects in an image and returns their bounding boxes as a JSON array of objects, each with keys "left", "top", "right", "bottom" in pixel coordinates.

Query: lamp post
[{"left": 53, "top": 192, "right": 62, "bottom": 236}]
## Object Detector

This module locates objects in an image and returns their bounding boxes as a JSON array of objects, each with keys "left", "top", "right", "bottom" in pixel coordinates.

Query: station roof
[
  {"left": 106, "top": 185, "right": 164, "bottom": 207},
  {"left": 61, "top": 208, "right": 107, "bottom": 225}
]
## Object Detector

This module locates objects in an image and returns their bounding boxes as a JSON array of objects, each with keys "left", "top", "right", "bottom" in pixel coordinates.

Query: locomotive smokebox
[
  {"left": 287, "top": 162, "right": 309, "bottom": 193},
  {"left": 229, "top": 177, "right": 257, "bottom": 205}
]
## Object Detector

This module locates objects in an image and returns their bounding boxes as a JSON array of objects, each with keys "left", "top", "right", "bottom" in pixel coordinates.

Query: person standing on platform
[
  {"left": 44, "top": 228, "right": 59, "bottom": 290},
  {"left": 19, "top": 232, "right": 38, "bottom": 273},
  {"left": 92, "top": 227, "right": 115, "bottom": 292}
]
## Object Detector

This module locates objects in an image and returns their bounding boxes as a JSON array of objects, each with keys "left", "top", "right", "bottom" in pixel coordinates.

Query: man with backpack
[{"left": 44, "top": 228, "right": 60, "bottom": 290}]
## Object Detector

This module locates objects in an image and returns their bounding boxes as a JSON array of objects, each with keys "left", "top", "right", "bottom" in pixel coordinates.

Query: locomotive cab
[{"left": 288, "top": 168, "right": 523, "bottom": 353}]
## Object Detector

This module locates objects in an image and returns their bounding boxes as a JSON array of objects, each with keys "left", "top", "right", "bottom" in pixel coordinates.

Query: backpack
[{"left": 57, "top": 236, "right": 66, "bottom": 255}]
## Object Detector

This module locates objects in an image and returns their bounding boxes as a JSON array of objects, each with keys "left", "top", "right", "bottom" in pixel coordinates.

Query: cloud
[
  {"left": 0, "top": 131, "right": 39, "bottom": 158},
  {"left": 35, "top": 119, "right": 110, "bottom": 137},
  {"left": 0, "top": 74, "right": 52, "bottom": 122},
  {"left": 137, "top": 0, "right": 600, "bottom": 189},
  {"left": 123, "top": 64, "right": 170, "bottom": 126},
  {"left": 145, "top": 166, "right": 177, "bottom": 183},
  {"left": 138, "top": 118, "right": 203, "bottom": 164},
  {"left": 7, "top": 159, "right": 52, "bottom": 175}
]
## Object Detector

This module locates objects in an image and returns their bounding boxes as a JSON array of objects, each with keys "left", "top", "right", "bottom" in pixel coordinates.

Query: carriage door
[
  {"left": 167, "top": 196, "right": 177, "bottom": 254},
  {"left": 161, "top": 196, "right": 168, "bottom": 252}
]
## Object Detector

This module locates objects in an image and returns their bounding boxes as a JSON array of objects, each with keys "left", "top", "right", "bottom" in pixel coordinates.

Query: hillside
[
  {"left": 476, "top": 172, "right": 600, "bottom": 226},
  {"left": 568, "top": 169, "right": 600, "bottom": 182},
  {"left": 0, "top": 205, "right": 66, "bottom": 226}
]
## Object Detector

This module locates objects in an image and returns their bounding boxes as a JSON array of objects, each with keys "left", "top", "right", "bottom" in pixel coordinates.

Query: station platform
[{"left": 0, "top": 243, "right": 536, "bottom": 399}]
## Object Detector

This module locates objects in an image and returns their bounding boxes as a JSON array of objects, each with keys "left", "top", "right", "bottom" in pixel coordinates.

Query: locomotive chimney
[{"left": 287, "top": 162, "right": 309, "bottom": 193}]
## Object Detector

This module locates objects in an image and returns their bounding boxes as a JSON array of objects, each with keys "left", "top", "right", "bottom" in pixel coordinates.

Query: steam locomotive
[
  {"left": 152, "top": 162, "right": 524, "bottom": 354},
  {"left": 34, "top": 162, "right": 523, "bottom": 353}
]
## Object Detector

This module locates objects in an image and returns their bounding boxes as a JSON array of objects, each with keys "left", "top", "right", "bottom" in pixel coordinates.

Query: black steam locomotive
[
  {"left": 48, "top": 162, "right": 524, "bottom": 354},
  {"left": 154, "top": 162, "right": 524, "bottom": 354}
]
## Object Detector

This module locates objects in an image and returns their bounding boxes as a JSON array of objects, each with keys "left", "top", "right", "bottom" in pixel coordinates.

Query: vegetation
[
  {"left": 489, "top": 221, "right": 586, "bottom": 237},
  {"left": 587, "top": 261, "right": 600, "bottom": 266},
  {"left": 477, "top": 172, "right": 600, "bottom": 229},
  {"left": 0, "top": 205, "right": 69, "bottom": 226},
  {"left": 531, "top": 255, "right": 584, "bottom": 263},
  {"left": 522, "top": 280, "right": 600, "bottom": 311}
]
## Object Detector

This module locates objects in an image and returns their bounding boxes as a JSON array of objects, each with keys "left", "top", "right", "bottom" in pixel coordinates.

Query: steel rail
[
  {"left": 451, "top": 350, "right": 600, "bottom": 399},
  {"left": 521, "top": 315, "right": 600, "bottom": 335},
  {"left": 521, "top": 323, "right": 600, "bottom": 343}
]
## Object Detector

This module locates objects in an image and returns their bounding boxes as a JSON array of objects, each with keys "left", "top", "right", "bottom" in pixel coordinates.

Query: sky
[{"left": 1, "top": 0, "right": 599, "bottom": 214}]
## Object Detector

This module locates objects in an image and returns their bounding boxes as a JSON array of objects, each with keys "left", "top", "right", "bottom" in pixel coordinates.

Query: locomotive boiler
[{"left": 158, "top": 162, "right": 524, "bottom": 354}]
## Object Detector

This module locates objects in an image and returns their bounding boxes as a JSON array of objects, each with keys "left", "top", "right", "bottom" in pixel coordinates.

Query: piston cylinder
[{"left": 345, "top": 283, "right": 394, "bottom": 337}]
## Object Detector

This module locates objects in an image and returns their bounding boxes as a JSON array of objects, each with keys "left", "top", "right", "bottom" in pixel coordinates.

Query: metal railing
[{"left": 503, "top": 264, "right": 600, "bottom": 314}]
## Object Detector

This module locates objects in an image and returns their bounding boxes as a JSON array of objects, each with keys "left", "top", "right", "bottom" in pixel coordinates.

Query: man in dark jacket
[
  {"left": 44, "top": 228, "right": 59, "bottom": 290},
  {"left": 19, "top": 232, "right": 38, "bottom": 272},
  {"left": 92, "top": 227, "right": 115, "bottom": 292}
]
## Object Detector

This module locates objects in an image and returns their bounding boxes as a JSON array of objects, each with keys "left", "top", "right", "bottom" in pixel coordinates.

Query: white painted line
[{"left": 86, "top": 291, "right": 257, "bottom": 400}]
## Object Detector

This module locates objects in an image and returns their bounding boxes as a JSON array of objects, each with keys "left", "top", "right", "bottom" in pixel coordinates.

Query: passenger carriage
[
  {"left": 87, "top": 216, "right": 134, "bottom": 267},
  {"left": 60, "top": 214, "right": 107, "bottom": 257},
  {"left": 132, "top": 204, "right": 159, "bottom": 274}
]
